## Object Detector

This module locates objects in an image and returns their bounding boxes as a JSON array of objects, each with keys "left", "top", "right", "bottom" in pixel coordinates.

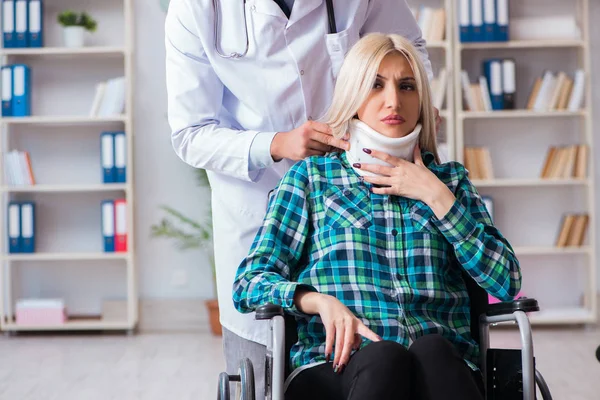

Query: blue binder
[
  {"left": 101, "top": 131, "right": 116, "bottom": 183},
  {"left": 458, "top": 0, "right": 471, "bottom": 42},
  {"left": 27, "top": 0, "right": 43, "bottom": 47},
  {"left": 483, "top": 59, "right": 504, "bottom": 110},
  {"left": 14, "top": 0, "right": 27, "bottom": 47},
  {"left": 496, "top": 0, "right": 509, "bottom": 42},
  {"left": 114, "top": 131, "right": 126, "bottom": 183},
  {"left": 101, "top": 200, "right": 115, "bottom": 252},
  {"left": 19, "top": 201, "right": 35, "bottom": 253},
  {"left": 1, "top": 65, "right": 13, "bottom": 116},
  {"left": 7, "top": 201, "right": 21, "bottom": 253},
  {"left": 483, "top": 0, "right": 497, "bottom": 42},
  {"left": 470, "top": 0, "right": 484, "bottom": 42},
  {"left": 2, "top": 0, "right": 15, "bottom": 48},
  {"left": 11, "top": 64, "right": 30, "bottom": 116}
]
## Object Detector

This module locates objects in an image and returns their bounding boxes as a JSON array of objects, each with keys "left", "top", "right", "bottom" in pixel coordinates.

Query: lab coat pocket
[
  {"left": 323, "top": 185, "right": 372, "bottom": 229},
  {"left": 325, "top": 27, "right": 359, "bottom": 80}
]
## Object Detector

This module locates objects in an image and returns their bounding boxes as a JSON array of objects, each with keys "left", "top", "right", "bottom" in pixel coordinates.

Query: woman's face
[{"left": 356, "top": 52, "right": 420, "bottom": 138}]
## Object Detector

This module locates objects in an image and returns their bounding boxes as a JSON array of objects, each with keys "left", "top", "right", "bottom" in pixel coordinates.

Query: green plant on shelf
[{"left": 57, "top": 10, "right": 98, "bottom": 33}]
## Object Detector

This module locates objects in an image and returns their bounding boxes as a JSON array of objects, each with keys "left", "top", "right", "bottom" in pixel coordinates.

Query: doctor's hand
[
  {"left": 271, "top": 120, "right": 350, "bottom": 162},
  {"left": 356, "top": 146, "right": 456, "bottom": 219},
  {"left": 294, "top": 290, "right": 381, "bottom": 374}
]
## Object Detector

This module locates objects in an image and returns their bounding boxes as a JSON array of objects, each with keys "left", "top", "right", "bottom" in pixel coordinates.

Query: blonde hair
[{"left": 322, "top": 33, "right": 439, "bottom": 162}]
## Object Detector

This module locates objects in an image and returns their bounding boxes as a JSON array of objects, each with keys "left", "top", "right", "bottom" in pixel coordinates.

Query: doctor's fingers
[
  {"left": 308, "top": 139, "right": 334, "bottom": 153},
  {"left": 311, "top": 130, "right": 350, "bottom": 151}
]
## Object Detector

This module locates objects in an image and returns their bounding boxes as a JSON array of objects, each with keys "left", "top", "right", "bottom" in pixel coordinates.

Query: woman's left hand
[{"left": 356, "top": 146, "right": 455, "bottom": 219}]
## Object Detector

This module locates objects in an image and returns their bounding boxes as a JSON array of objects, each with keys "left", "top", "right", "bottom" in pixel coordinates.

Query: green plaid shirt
[{"left": 233, "top": 151, "right": 521, "bottom": 372}]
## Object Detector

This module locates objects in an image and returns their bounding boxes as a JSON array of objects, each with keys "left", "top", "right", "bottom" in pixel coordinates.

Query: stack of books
[
  {"left": 539, "top": 145, "right": 588, "bottom": 179},
  {"left": 410, "top": 6, "right": 446, "bottom": 42},
  {"left": 3, "top": 149, "right": 35, "bottom": 185},
  {"left": 89, "top": 77, "right": 126, "bottom": 117},
  {"left": 526, "top": 70, "right": 585, "bottom": 112},
  {"left": 556, "top": 214, "right": 589, "bottom": 247},
  {"left": 464, "top": 147, "right": 494, "bottom": 180}
]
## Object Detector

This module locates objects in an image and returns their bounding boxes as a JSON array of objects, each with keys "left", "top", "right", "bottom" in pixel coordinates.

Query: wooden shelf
[
  {"left": 514, "top": 246, "right": 590, "bottom": 256},
  {"left": 3, "top": 318, "right": 133, "bottom": 331},
  {"left": 0, "top": 115, "right": 127, "bottom": 125},
  {"left": 459, "top": 110, "right": 586, "bottom": 119},
  {"left": 3, "top": 252, "right": 129, "bottom": 262},
  {"left": 426, "top": 41, "right": 449, "bottom": 50},
  {"left": 0, "top": 46, "right": 127, "bottom": 57},
  {"left": 471, "top": 178, "right": 589, "bottom": 188},
  {"left": 1, "top": 184, "right": 129, "bottom": 193},
  {"left": 459, "top": 39, "right": 585, "bottom": 50},
  {"left": 529, "top": 307, "right": 595, "bottom": 325}
]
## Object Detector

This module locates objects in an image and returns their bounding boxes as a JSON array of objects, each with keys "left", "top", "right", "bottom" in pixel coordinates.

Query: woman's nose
[{"left": 385, "top": 88, "right": 401, "bottom": 109}]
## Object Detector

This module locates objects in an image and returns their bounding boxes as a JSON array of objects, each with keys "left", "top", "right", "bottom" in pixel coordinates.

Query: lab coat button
[
  {"left": 251, "top": 5, "right": 256, "bottom": 11},
  {"left": 300, "top": 70, "right": 305, "bottom": 76}
]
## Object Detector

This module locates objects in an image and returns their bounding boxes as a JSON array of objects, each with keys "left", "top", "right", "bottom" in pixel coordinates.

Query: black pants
[{"left": 286, "top": 334, "right": 484, "bottom": 400}]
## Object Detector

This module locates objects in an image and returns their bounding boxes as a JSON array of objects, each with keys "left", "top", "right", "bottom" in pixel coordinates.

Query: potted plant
[
  {"left": 57, "top": 10, "right": 97, "bottom": 48},
  {"left": 150, "top": 168, "right": 221, "bottom": 335}
]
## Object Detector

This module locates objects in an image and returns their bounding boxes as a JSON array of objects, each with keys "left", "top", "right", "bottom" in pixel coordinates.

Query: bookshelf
[
  {"left": 0, "top": 0, "right": 136, "bottom": 332},
  {"left": 452, "top": 0, "right": 596, "bottom": 325},
  {"left": 410, "top": 0, "right": 456, "bottom": 161}
]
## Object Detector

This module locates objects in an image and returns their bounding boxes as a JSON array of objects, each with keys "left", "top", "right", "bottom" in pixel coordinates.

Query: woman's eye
[
  {"left": 373, "top": 81, "right": 383, "bottom": 89},
  {"left": 400, "top": 83, "right": 415, "bottom": 91}
]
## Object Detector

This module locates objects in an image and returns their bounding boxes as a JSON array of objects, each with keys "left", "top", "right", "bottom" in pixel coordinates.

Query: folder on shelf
[
  {"left": 101, "top": 131, "right": 116, "bottom": 183},
  {"left": 496, "top": 0, "right": 509, "bottom": 41},
  {"left": 20, "top": 201, "right": 35, "bottom": 253},
  {"left": 2, "top": 0, "right": 15, "bottom": 48},
  {"left": 484, "top": 59, "right": 503, "bottom": 110},
  {"left": 114, "top": 199, "right": 127, "bottom": 253},
  {"left": 27, "top": 0, "right": 42, "bottom": 47},
  {"left": 8, "top": 201, "right": 21, "bottom": 253},
  {"left": 1, "top": 65, "right": 13, "bottom": 116},
  {"left": 482, "top": 0, "right": 496, "bottom": 42},
  {"left": 458, "top": 0, "right": 471, "bottom": 42},
  {"left": 502, "top": 59, "right": 516, "bottom": 109},
  {"left": 14, "top": 0, "right": 27, "bottom": 47},
  {"left": 11, "top": 64, "right": 30, "bottom": 116},
  {"left": 102, "top": 200, "right": 115, "bottom": 252},
  {"left": 114, "top": 131, "right": 127, "bottom": 183},
  {"left": 470, "top": 0, "right": 484, "bottom": 42}
]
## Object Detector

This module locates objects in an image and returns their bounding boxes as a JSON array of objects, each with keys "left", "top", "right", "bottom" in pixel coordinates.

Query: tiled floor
[{"left": 0, "top": 326, "right": 598, "bottom": 399}]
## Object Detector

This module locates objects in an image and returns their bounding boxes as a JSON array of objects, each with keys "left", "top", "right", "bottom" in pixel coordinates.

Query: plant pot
[
  {"left": 205, "top": 298, "right": 222, "bottom": 336},
  {"left": 63, "top": 26, "right": 85, "bottom": 48}
]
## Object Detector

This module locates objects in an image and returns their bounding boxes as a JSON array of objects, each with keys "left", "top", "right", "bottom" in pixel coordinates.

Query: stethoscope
[{"left": 213, "top": 0, "right": 337, "bottom": 59}]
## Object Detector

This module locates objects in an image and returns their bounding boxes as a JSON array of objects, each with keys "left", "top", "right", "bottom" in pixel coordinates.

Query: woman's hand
[
  {"left": 355, "top": 146, "right": 456, "bottom": 219},
  {"left": 294, "top": 290, "right": 381, "bottom": 373}
]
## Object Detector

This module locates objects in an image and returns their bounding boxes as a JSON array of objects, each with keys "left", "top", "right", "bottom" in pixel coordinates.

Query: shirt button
[
  {"left": 300, "top": 70, "right": 305, "bottom": 75},
  {"left": 251, "top": 5, "right": 256, "bottom": 11},
  {"left": 391, "top": 229, "right": 398, "bottom": 237},
  {"left": 343, "top": 189, "right": 351, "bottom": 196}
]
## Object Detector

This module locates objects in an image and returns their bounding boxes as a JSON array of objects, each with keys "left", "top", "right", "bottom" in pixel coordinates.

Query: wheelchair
[{"left": 218, "top": 271, "right": 553, "bottom": 400}]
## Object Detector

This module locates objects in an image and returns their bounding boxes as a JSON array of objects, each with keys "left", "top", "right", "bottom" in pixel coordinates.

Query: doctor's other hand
[
  {"left": 434, "top": 107, "right": 442, "bottom": 133},
  {"left": 271, "top": 120, "right": 350, "bottom": 162}
]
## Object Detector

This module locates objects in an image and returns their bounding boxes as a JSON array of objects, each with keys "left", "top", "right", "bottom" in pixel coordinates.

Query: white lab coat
[{"left": 165, "top": 0, "right": 432, "bottom": 345}]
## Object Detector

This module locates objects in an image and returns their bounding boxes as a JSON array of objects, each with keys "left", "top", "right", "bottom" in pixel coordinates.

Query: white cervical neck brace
[{"left": 345, "top": 119, "right": 422, "bottom": 177}]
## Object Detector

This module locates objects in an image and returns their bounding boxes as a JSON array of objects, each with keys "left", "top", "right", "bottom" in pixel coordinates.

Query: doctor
[{"left": 165, "top": 0, "right": 436, "bottom": 396}]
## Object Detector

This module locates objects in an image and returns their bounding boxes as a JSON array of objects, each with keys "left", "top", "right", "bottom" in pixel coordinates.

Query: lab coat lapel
[
  {"left": 288, "top": 0, "right": 324, "bottom": 28},
  {"left": 254, "top": 0, "right": 288, "bottom": 19}
]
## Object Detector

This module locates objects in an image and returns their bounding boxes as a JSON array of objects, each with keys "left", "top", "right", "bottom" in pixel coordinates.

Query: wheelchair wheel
[
  {"left": 239, "top": 358, "right": 255, "bottom": 400},
  {"left": 217, "top": 372, "right": 230, "bottom": 400}
]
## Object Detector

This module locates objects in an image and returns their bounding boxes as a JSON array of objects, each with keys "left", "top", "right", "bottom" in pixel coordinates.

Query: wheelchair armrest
[
  {"left": 486, "top": 297, "right": 539, "bottom": 317},
  {"left": 255, "top": 303, "right": 284, "bottom": 320}
]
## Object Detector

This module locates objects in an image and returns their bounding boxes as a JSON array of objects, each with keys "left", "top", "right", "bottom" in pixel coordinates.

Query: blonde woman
[{"left": 233, "top": 33, "right": 521, "bottom": 400}]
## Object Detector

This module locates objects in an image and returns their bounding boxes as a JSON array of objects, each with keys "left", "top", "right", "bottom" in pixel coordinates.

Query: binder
[
  {"left": 20, "top": 201, "right": 34, "bottom": 253},
  {"left": 502, "top": 59, "right": 516, "bottom": 109},
  {"left": 14, "top": 0, "right": 27, "bottom": 47},
  {"left": 483, "top": 0, "right": 496, "bottom": 42},
  {"left": 1, "top": 65, "right": 12, "bottom": 116},
  {"left": 114, "top": 131, "right": 126, "bottom": 183},
  {"left": 2, "top": 0, "right": 15, "bottom": 48},
  {"left": 27, "top": 0, "right": 42, "bottom": 47},
  {"left": 114, "top": 199, "right": 127, "bottom": 252},
  {"left": 470, "top": 0, "right": 484, "bottom": 42},
  {"left": 101, "top": 131, "right": 116, "bottom": 183},
  {"left": 484, "top": 59, "right": 504, "bottom": 110},
  {"left": 496, "top": 0, "right": 509, "bottom": 41},
  {"left": 11, "top": 64, "right": 30, "bottom": 116},
  {"left": 8, "top": 202, "right": 21, "bottom": 252},
  {"left": 101, "top": 200, "right": 115, "bottom": 252},
  {"left": 458, "top": 0, "right": 471, "bottom": 42}
]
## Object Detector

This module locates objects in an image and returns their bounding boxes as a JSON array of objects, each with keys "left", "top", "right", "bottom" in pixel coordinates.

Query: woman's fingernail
[
  {"left": 333, "top": 364, "right": 338, "bottom": 372},
  {"left": 353, "top": 163, "right": 361, "bottom": 168},
  {"left": 363, "top": 148, "right": 372, "bottom": 154}
]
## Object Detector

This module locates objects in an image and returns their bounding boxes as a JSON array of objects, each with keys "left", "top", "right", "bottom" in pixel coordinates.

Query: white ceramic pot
[{"left": 63, "top": 26, "right": 85, "bottom": 48}]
